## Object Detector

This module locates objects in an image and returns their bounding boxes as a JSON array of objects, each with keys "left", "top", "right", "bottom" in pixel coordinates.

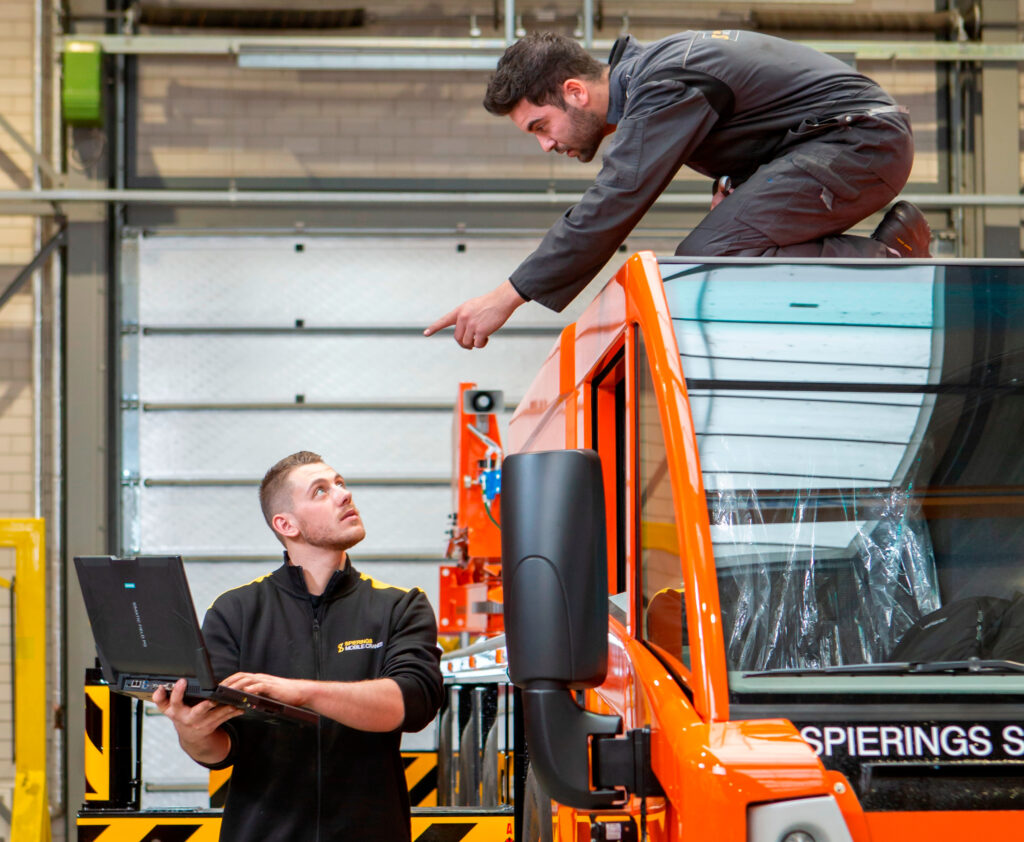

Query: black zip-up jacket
[
  {"left": 509, "top": 30, "right": 900, "bottom": 310},
  {"left": 200, "top": 560, "right": 443, "bottom": 842}
]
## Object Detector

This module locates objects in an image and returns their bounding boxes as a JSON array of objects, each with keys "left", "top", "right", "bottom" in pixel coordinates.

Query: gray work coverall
[{"left": 508, "top": 30, "right": 915, "bottom": 312}]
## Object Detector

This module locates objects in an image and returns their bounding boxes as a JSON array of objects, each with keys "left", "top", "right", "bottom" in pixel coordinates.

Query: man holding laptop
[{"left": 153, "top": 450, "right": 444, "bottom": 842}]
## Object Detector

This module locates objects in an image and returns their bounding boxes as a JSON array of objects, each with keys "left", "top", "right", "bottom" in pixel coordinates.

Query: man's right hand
[
  {"left": 153, "top": 678, "right": 241, "bottom": 765},
  {"left": 424, "top": 280, "right": 527, "bottom": 349}
]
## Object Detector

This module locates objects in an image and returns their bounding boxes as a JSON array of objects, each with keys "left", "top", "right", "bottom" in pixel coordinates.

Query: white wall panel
[
  {"left": 138, "top": 236, "right": 595, "bottom": 327},
  {"left": 138, "top": 333, "right": 556, "bottom": 403},
  {"left": 140, "top": 712, "right": 204, "bottom": 809},
  {"left": 139, "top": 409, "right": 514, "bottom": 479},
  {"left": 139, "top": 485, "right": 451, "bottom": 558}
]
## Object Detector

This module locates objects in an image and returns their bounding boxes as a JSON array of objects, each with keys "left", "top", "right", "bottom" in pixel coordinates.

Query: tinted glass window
[{"left": 637, "top": 331, "right": 690, "bottom": 671}]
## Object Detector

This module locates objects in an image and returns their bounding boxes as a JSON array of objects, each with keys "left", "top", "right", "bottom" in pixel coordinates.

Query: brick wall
[
  {"left": 135, "top": 60, "right": 602, "bottom": 181},
  {"left": 133, "top": 1, "right": 946, "bottom": 188},
  {"left": 134, "top": 56, "right": 941, "bottom": 187},
  {"left": 0, "top": 0, "right": 38, "bottom": 823}
]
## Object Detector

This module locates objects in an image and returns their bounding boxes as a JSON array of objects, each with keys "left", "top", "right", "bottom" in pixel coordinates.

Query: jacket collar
[
  {"left": 271, "top": 553, "right": 359, "bottom": 601},
  {"left": 606, "top": 35, "right": 642, "bottom": 125}
]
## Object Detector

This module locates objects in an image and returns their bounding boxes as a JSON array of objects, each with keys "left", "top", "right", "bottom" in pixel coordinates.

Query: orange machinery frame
[{"left": 438, "top": 383, "right": 506, "bottom": 639}]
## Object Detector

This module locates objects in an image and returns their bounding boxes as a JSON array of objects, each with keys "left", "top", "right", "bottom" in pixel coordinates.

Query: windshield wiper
[
  {"left": 743, "top": 658, "right": 1024, "bottom": 678},
  {"left": 743, "top": 662, "right": 913, "bottom": 678},
  {"left": 905, "top": 658, "right": 1024, "bottom": 674}
]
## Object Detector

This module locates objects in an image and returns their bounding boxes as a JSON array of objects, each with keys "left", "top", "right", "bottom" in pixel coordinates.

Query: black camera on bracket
[{"left": 463, "top": 389, "right": 504, "bottom": 415}]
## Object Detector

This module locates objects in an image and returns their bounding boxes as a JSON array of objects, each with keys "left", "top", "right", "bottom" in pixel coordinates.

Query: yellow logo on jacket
[{"left": 337, "top": 638, "right": 384, "bottom": 653}]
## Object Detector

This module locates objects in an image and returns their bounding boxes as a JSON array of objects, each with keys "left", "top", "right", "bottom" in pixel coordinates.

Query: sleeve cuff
[
  {"left": 195, "top": 724, "right": 236, "bottom": 770},
  {"left": 508, "top": 278, "right": 531, "bottom": 303},
  {"left": 392, "top": 675, "right": 433, "bottom": 733}
]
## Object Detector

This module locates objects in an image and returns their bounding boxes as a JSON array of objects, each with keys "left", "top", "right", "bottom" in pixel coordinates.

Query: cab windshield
[{"left": 659, "top": 260, "right": 1024, "bottom": 693}]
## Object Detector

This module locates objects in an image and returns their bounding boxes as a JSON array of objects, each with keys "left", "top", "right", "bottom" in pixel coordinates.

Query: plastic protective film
[
  {"left": 661, "top": 261, "right": 947, "bottom": 673},
  {"left": 711, "top": 485, "right": 940, "bottom": 671}
]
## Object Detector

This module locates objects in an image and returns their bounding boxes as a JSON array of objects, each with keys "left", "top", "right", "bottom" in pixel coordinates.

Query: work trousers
[{"left": 676, "top": 112, "right": 915, "bottom": 258}]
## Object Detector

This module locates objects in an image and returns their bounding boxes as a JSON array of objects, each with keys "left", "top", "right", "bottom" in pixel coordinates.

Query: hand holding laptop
[
  {"left": 74, "top": 555, "right": 318, "bottom": 725},
  {"left": 219, "top": 672, "right": 310, "bottom": 708},
  {"left": 153, "top": 678, "right": 243, "bottom": 766}
]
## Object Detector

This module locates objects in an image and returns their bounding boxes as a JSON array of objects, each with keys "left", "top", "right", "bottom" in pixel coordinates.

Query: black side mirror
[{"left": 501, "top": 449, "right": 622, "bottom": 808}]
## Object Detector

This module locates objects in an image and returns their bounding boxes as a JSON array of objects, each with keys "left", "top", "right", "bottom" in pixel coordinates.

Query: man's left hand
[
  {"left": 424, "top": 280, "right": 527, "bottom": 349},
  {"left": 711, "top": 175, "right": 734, "bottom": 210},
  {"left": 221, "top": 672, "right": 312, "bottom": 708}
]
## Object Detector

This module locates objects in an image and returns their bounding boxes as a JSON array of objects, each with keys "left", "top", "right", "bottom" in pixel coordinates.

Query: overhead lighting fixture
[{"left": 236, "top": 45, "right": 504, "bottom": 71}]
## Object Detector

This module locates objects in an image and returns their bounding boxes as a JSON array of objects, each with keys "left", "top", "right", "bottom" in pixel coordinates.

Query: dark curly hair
[{"left": 483, "top": 32, "right": 605, "bottom": 115}]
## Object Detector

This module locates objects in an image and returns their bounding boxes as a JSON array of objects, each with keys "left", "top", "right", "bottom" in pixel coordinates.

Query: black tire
[{"left": 522, "top": 764, "right": 554, "bottom": 842}]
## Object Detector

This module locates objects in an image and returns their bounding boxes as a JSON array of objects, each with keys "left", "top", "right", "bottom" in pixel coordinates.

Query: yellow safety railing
[{"left": 0, "top": 519, "right": 49, "bottom": 842}]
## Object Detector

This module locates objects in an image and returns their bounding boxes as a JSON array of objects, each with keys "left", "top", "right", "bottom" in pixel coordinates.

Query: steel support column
[
  {"left": 63, "top": 214, "right": 111, "bottom": 840},
  {"left": 980, "top": 0, "right": 1021, "bottom": 256}
]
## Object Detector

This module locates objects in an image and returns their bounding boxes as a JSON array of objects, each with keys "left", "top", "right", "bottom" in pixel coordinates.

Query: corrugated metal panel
[{"left": 121, "top": 232, "right": 616, "bottom": 806}]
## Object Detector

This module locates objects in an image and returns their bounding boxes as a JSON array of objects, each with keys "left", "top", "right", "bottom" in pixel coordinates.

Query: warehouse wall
[
  {"left": 133, "top": 38, "right": 942, "bottom": 189},
  {"left": 88, "top": 12, "right": 838, "bottom": 186},
  {"left": 0, "top": 0, "right": 42, "bottom": 825}
]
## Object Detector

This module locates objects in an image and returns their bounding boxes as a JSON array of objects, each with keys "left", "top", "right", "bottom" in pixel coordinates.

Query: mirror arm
[
  {"left": 593, "top": 727, "right": 665, "bottom": 798},
  {"left": 521, "top": 686, "right": 623, "bottom": 808}
]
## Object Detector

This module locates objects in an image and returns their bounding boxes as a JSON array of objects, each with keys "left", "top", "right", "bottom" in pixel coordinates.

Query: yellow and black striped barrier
[
  {"left": 78, "top": 815, "right": 221, "bottom": 842},
  {"left": 411, "top": 813, "right": 513, "bottom": 841},
  {"left": 207, "top": 765, "right": 232, "bottom": 808},
  {"left": 77, "top": 811, "right": 514, "bottom": 841},
  {"left": 83, "top": 674, "right": 134, "bottom": 808},
  {"left": 83, "top": 685, "right": 111, "bottom": 803},
  {"left": 202, "top": 752, "right": 438, "bottom": 809},
  {"left": 403, "top": 750, "right": 439, "bottom": 807}
]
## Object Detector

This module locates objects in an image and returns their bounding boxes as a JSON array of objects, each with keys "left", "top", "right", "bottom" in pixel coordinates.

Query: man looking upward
[{"left": 155, "top": 450, "right": 443, "bottom": 842}]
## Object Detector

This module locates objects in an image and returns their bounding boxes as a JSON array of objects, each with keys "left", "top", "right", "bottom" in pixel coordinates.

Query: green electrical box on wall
[{"left": 62, "top": 41, "right": 103, "bottom": 126}]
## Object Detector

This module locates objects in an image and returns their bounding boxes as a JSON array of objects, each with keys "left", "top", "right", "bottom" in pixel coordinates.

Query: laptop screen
[{"left": 75, "top": 556, "right": 213, "bottom": 687}]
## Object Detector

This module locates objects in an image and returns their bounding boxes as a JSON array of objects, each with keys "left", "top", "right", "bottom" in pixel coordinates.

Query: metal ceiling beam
[
  {"left": 58, "top": 34, "right": 1024, "bottom": 64},
  {"left": 236, "top": 48, "right": 500, "bottom": 70},
  {"left": 3, "top": 188, "right": 1024, "bottom": 211},
  {"left": 61, "top": 34, "right": 513, "bottom": 55}
]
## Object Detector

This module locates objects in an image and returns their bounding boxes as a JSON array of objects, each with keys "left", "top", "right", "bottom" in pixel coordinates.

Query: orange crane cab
[{"left": 442, "top": 252, "right": 1024, "bottom": 841}]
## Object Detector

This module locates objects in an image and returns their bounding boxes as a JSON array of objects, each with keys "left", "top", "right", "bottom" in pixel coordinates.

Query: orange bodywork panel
[
  {"left": 460, "top": 253, "right": 1024, "bottom": 840},
  {"left": 588, "top": 617, "right": 830, "bottom": 839}
]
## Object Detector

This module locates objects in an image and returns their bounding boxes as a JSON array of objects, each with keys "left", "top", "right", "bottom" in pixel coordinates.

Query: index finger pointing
[{"left": 423, "top": 309, "right": 457, "bottom": 337}]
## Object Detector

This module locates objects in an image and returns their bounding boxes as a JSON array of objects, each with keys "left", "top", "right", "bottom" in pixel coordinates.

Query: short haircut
[
  {"left": 259, "top": 450, "right": 323, "bottom": 535},
  {"left": 483, "top": 32, "right": 605, "bottom": 116}
]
